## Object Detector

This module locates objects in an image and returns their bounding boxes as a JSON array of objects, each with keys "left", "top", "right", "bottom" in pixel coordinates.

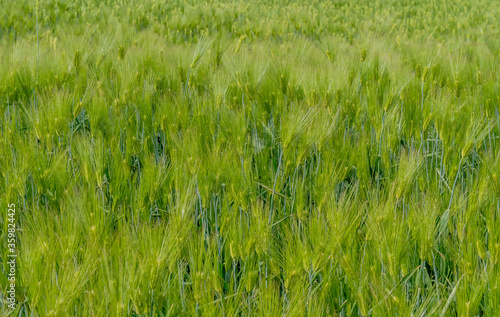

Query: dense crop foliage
[{"left": 1, "top": 0, "right": 500, "bottom": 316}]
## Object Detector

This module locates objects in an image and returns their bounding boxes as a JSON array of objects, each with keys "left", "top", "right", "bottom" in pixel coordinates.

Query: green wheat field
[{"left": 1, "top": 0, "right": 500, "bottom": 316}]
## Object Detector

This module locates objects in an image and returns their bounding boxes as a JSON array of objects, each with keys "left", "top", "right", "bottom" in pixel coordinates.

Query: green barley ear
[
  {"left": 73, "top": 50, "right": 81, "bottom": 69},
  {"left": 415, "top": 64, "right": 421, "bottom": 78},
  {"left": 461, "top": 119, "right": 494, "bottom": 158},
  {"left": 215, "top": 45, "right": 222, "bottom": 68},
  {"left": 484, "top": 153, "right": 500, "bottom": 197},
  {"left": 384, "top": 92, "right": 395, "bottom": 111},
  {"left": 476, "top": 240, "right": 486, "bottom": 259},
  {"left": 393, "top": 153, "right": 422, "bottom": 201},
  {"left": 190, "top": 37, "right": 211, "bottom": 69},
  {"left": 476, "top": 71, "right": 482, "bottom": 85},
  {"left": 234, "top": 35, "right": 246, "bottom": 54},
  {"left": 326, "top": 49, "right": 335, "bottom": 62},
  {"left": 361, "top": 48, "right": 367, "bottom": 62},
  {"left": 177, "top": 64, "right": 185, "bottom": 82},
  {"left": 118, "top": 45, "right": 126, "bottom": 60},
  {"left": 422, "top": 66, "right": 429, "bottom": 82},
  {"left": 190, "top": 53, "right": 201, "bottom": 69},
  {"left": 454, "top": 79, "right": 460, "bottom": 96},
  {"left": 493, "top": 244, "right": 500, "bottom": 266},
  {"left": 334, "top": 89, "right": 341, "bottom": 103}
]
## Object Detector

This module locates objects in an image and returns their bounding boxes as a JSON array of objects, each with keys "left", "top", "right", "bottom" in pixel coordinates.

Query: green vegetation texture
[{"left": 1, "top": 0, "right": 500, "bottom": 316}]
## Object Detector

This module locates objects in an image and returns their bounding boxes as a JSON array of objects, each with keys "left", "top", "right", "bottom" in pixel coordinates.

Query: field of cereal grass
[{"left": 1, "top": 0, "right": 500, "bottom": 315}]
